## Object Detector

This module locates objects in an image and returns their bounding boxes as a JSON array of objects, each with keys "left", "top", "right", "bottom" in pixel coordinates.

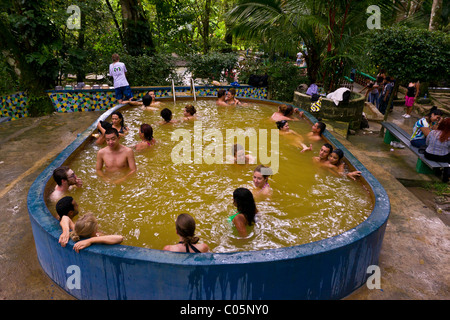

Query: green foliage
[
  {"left": 367, "top": 26, "right": 450, "bottom": 83},
  {"left": 184, "top": 52, "right": 239, "bottom": 83},
  {"left": 238, "top": 55, "right": 307, "bottom": 102},
  {"left": 0, "top": 58, "right": 19, "bottom": 96},
  {"left": 101, "top": 53, "right": 183, "bottom": 86},
  {"left": 27, "top": 92, "right": 54, "bottom": 117},
  {"left": 267, "top": 59, "right": 308, "bottom": 102}
]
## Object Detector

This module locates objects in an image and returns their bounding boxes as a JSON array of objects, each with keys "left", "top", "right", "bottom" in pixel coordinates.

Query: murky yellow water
[{"left": 62, "top": 100, "right": 372, "bottom": 253}]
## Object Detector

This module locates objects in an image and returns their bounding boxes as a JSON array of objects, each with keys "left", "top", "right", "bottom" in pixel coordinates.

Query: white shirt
[
  {"left": 326, "top": 87, "right": 350, "bottom": 105},
  {"left": 109, "top": 62, "right": 129, "bottom": 88}
]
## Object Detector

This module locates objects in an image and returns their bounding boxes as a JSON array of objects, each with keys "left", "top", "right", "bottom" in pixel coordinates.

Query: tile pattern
[
  {"left": 0, "top": 92, "right": 28, "bottom": 121},
  {"left": 0, "top": 87, "right": 268, "bottom": 120}
]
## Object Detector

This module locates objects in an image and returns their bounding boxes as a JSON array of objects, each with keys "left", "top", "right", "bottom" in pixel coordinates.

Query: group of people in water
[{"left": 48, "top": 88, "right": 363, "bottom": 254}]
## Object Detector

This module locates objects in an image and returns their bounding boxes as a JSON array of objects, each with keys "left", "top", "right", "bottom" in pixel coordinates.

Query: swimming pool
[{"left": 28, "top": 94, "right": 390, "bottom": 300}]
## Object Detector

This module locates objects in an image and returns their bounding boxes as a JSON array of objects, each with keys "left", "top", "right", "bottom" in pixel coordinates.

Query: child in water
[{"left": 70, "top": 212, "right": 123, "bottom": 252}]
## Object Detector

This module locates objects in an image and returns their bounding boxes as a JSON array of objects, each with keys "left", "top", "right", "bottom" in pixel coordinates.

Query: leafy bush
[
  {"left": 101, "top": 52, "right": 183, "bottom": 86},
  {"left": 238, "top": 56, "right": 307, "bottom": 102},
  {"left": 184, "top": 52, "right": 239, "bottom": 84},
  {"left": 367, "top": 26, "right": 450, "bottom": 83},
  {"left": 0, "top": 58, "right": 19, "bottom": 96}
]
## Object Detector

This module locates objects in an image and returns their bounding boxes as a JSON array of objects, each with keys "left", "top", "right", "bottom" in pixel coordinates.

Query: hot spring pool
[
  {"left": 50, "top": 100, "right": 372, "bottom": 253},
  {"left": 28, "top": 93, "right": 390, "bottom": 300}
]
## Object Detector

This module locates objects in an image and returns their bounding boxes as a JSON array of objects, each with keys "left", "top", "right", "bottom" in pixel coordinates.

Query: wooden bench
[{"left": 381, "top": 121, "right": 448, "bottom": 174}]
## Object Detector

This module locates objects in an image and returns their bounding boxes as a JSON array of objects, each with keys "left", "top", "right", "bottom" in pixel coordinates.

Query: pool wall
[
  {"left": 46, "top": 85, "right": 267, "bottom": 113},
  {"left": 27, "top": 94, "right": 390, "bottom": 300}
]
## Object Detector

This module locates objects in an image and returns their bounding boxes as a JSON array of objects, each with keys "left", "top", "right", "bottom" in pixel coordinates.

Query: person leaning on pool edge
[
  {"left": 163, "top": 213, "right": 209, "bottom": 253},
  {"left": 55, "top": 196, "right": 79, "bottom": 247},
  {"left": 70, "top": 212, "right": 123, "bottom": 253}
]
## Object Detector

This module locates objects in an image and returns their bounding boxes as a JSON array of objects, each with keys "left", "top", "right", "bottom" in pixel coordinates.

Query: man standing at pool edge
[
  {"left": 96, "top": 127, "right": 137, "bottom": 184},
  {"left": 110, "top": 53, "right": 132, "bottom": 104}
]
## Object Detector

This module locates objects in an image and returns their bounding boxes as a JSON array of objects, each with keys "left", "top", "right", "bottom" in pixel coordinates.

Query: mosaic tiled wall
[
  {"left": 48, "top": 91, "right": 118, "bottom": 112},
  {"left": 47, "top": 86, "right": 268, "bottom": 113},
  {"left": 0, "top": 92, "right": 28, "bottom": 121}
]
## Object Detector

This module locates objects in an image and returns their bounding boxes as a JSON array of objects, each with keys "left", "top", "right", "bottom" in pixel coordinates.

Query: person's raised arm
[{"left": 58, "top": 215, "right": 74, "bottom": 247}]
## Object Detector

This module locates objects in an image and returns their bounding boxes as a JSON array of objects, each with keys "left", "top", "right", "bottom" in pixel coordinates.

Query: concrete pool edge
[{"left": 27, "top": 96, "right": 390, "bottom": 300}]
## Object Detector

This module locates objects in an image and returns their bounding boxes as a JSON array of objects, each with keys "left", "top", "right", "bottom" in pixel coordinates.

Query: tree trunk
[
  {"left": 305, "top": 47, "right": 320, "bottom": 84},
  {"left": 105, "top": 0, "right": 124, "bottom": 47},
  {"left": 120, "top": 0, "right": 154, "bottom": 55},
  {"left": 429, "top": 0, "right": 443, "bottom": 30},
  {"left": 76, "top": 8, "right": 86, "bottom": 83},
  {"left": 202, "top": 0, "right": 212, "bottom": 54},
  {"left": 223, "top": 0, "right": 233, "bottom": 52}
]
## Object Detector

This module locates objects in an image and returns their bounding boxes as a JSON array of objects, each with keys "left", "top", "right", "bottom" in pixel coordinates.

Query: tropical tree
[
  {"left": 226, "top": 0, "right": 397, "bottom": 91},
  {"left": 0, "top": 0, "right": 61, "bottom": 115}
]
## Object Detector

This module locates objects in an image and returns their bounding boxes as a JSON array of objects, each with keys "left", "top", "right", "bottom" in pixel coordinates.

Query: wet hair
[
  {"left": 316, "top": 121, "right": 326, "bottom": 134},
  {"left": 105, "top": 127, "right": 119, "bottom": 137},
  {"left": 175, "top": 213, "right": 199, "bottom": 246},
  {"left": 254, "top": 165, "right": 272, "bottom": 179},
  {"left": 228, "top": 88, "right": 237, "bottom": 96},
  {"left": 111, "top": 53, "right": 119, "bottom": 62},
  {"left": 283, "top": 105, "right": 294, "bottom": 116},
  {"left": 331, "top": 148, "right": 344, "bottom": 162},
  {"left": 70, "top": 212, "right": 97, "bottom": 242},
  {"left": 142, "top": 94, "right": 152, "bottom": 106},
  {"left": 217, "top": 89, "right": 226, "bottom": 98},
  {"left": 276, "top": 120, "right": 288, "bottom": 130},
  {"left": 428, "top": 106, "right": 443, "bottom": 118},
  {"left": 437, "top": 118, "right": 450, "bottom": 143},
  {"left": 140, "top": 123, "right": 153, "bottom": 141},
  {"left": 185, "top": 104, "right": 196, "bottom": 116},
  {"left": 323, "top": 143, "right": 333, "bottom": 154},
  {"left": 161, "top": 108, "right": 172, "bottom": 122},
  {"left": 233, "top": 188, "right": 257, "bottom": 226},
  {"left": 279, "top": 104, "right": 288, "bottom": 113},
  {"left": 53, "top": 166, "right": 70, "bottom": 186},
  {"left": 111, "top": 111, "right": 125, "bottom": 128},
  {"left": 55, "top": 196, "right": 74, "bottom": 219},
  {"left": 279, "top": 104, "right": 294, "bottom": 116},
  {"left": 232, "top": 144, "right": 244, "bottom": 156}
]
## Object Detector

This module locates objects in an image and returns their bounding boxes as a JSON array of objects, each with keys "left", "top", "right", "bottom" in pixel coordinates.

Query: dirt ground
[{"left": 406, "top": 186, "right": 450, "bottom": 227}]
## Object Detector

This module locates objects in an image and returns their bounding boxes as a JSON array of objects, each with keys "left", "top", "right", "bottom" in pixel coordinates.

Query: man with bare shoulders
[
  {"left": 216, "top": 89, "right": 228, "bottom": 106},
  {"left": 49, "top": 166, "right": 83, "bottom": 203},
  {"left": 312, "top": 143, "right": 333, "bottom": 166},
  {"left": 96, "top": 127, "right": 136, "bottom": 184},
  {"left": 307, "top": 121, "right": 326, "bottom": 142}
]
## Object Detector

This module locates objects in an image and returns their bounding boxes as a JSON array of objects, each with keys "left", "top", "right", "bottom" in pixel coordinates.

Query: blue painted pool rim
[{"left": 27, "top": 94, "right": 390, "bottom": 300}]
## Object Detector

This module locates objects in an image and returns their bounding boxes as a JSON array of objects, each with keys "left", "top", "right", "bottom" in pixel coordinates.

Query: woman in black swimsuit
[
  {"left": 163, "top": 214, "right": 209, "bottom": 253},
  {"left": 95, "top": 111, "right": 129, "bottom": 144}
]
